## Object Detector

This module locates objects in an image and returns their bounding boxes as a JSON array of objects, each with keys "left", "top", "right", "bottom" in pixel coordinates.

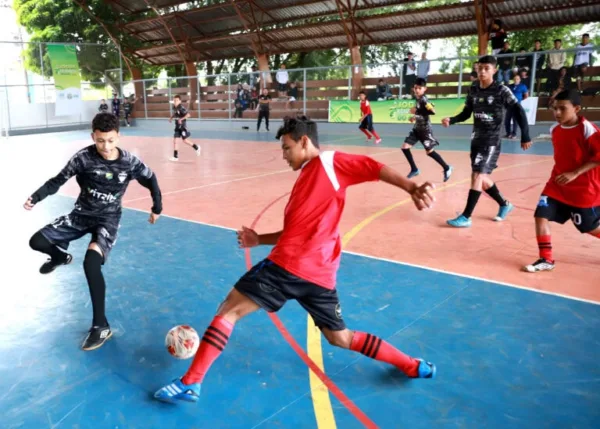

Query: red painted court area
[{"left": 50, "top": 134, "right": 598, "bottom": 304}]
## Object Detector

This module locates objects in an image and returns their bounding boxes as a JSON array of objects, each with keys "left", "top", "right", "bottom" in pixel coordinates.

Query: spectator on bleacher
[
  {"left": 515, "top": 48, "right": 531, "bottom": 72},
  {"left": 573, "top": 33, "right": 595, "bottom": 92},
  {"left": 488, "top": 19, "right": 507, "bottom": 56},
  {"left": 496, "top": 41, "right": 514, "bottom": 84},
  {"left": 505, "top": 75, "right": 529, "bottom": 139},
  {"left": 403, "top": 52, "right": 416, "bottom": 98},
  {"left": 470, "top": 61, "right": 479, "bottom": 82},
  {"left": 250, "top": 87, "right": 259, "bottom": 110},
  {"left": 286, "top": 81, "right": 298, "bottom": 110},
  {"left": 98, "top": 99, "right": 109, "bottom": 113},
  {"left": 248, "top": 66, "right": 258, "bottom": 88},
  {"left": 417, "top": 52, "right": 430, "bottom": 81},
  {"left": 532, "top": 40, "right": 546, "bottom": 94},
  {"left": 276, "top": 64, "right": 289, "bottom": 98},
  {"left": 376, "top": 79, "right": 393, "bottom": 100},
  {"left": 546, "top": 39, "right": 566, "bottom": 93},
  {"left": 519, "top": 68, "right": 531, "bottom": 90},
  {"left": 548, "top": 67, "right": 572, "bottom": 107}
]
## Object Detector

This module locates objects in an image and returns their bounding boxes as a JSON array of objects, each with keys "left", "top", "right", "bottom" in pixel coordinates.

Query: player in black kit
[
  {"left": 442, "top": 55, "right": 532, "bottom": 227},
  {"left": 23, "top": 113, "right": 163, "bottom": 351},
  {"left": 169, "top": 95, "right": 201, "bottom": 161},
  {"left": 402, "top": 77, "right": 453, "bottom": 182}
]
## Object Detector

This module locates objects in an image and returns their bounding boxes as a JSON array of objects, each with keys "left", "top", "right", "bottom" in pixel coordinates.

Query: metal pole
[
  {"left": 398, "top": 61, "right": 404, "bottom": 98},
  {"left": 228, "top": 73, "right": 231, "bottom": 121},
  {"left": 143, "top": 79, "right": 148, "bottom": 119},
  {"left": 457, "top": 58, "right": 464, "bottom": 98},
  {"left": 39, "top": 43, "right": 48, "bottom": 129},
  {"left": 197, "top": 74, "right": 201, "bottom": 120},
  {"left": 303, "top": 69, "right": 307, "bottom": 115},
  {"left": 530, "top": 53, "right": 537, "bottom": 97},
  {"left": 347, "top": 66, "right": 351, "bottom": 99},
  {"left": 118, "top": 45, "right": 123, "bottom": 98},
  {"left": 168, "top": 79, "right": 172, "bottom": 119}
]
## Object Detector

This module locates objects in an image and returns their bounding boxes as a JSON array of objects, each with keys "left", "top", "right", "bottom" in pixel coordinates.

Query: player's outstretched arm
[
  {"left": 442, "top": 94, "right": 473, "bottom": 127},
  {"left": 379, "top": 165, "right": 435, "bottom": 211},
  {"left": 556, "top": 161, "right": 600, "bottom": 185},
  {"left": 509, "top": 103, "right": 532, "bottom": 149},
  {"left": 24, "top": 155, "right": 81, "bottom": 210},
  {"left": 237, "top": 226, "right": 282, "bottom": 248},
  {"left": 137, "top": 172, "right": 162, "bottom": 224}
]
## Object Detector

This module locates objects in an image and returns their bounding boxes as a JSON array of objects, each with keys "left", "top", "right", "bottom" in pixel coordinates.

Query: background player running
[
  {"left": 358, "top": 91, "right": 382, "bottom": 144},
  {"left": 23, "top": 113, "right": 163, "bottom": 351},
  {"left": 402, "top": 77, "right": 452, "bottom": 181},
  {"left": 524, "top": 90, "right": 600, "bottom": 273},
  {"left": 169, "top": 95, "right": 201, "bottom": 161},
  {"left": 442, "top": 55, "right": 532, "bottom": 228},
  {"left": 154, "top": 116, "right": 436, "bottom": 404}
]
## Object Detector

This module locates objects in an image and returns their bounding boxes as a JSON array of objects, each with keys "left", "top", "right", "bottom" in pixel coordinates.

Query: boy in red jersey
[
  {"left": 358, "top": 91, "right": 382, "bottom": 144},
  {"left": 524, "top": 89, "right": 600, "bottom": 272},
  {"left": 154, "top": 116, "right": 437, "bottom": 404}
]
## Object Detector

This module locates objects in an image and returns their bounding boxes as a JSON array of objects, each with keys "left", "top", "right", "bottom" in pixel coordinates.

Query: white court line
[
  {"left": 111, "top": 201, "right": 600, "bottom": 307},
  {"left": 123, "top": 149, "right": 399, "bottom": 204}
]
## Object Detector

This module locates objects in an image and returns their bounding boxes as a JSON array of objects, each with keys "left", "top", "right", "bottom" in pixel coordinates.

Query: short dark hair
[
  {"left": 359, "top": 90, "right": 366, "bottom": 95},
  {"left": 173, "top": 95, "right": 181, "bottom": 100},
  {"left": 479, "top": 55, "right": 497, "bottom": 66},
  {"left": 92, "top": 112, "right": 120, "bottom": 133},
  {"left": 583, "top": 33, "right": 590, "bottom": 37},
  {"left": 554, "top": 38, "right": 562, "bottom": 43},
  {"left": 414, "top": 77, "right": 427, "bottom": 87},
  {"left": 555, "top": 89, "right": 581, "bottom": 106},
  {"left": 534, "top": 39, "right": 541, "bottom": 43},
  {"left": 275, "top": 115, "right": 319, "bottom": 148}
]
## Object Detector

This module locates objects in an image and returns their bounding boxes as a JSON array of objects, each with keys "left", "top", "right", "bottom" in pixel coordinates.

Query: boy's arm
[
  {"left": 27, "top": 154, "right": 81, "bottom": 207},
  {"left": 444, "top": 93, "right": 473, "bottom": 126},
  {"left": 379, "top": 165, "right": 435, "bottom": 211},
  {"left": 237, "top": 226, "right": 282, "bottom": 248},
  {"left": 556, "top": 131, "right": 600, "bottom": 184},
  {"left": 132, "top": 159, "right": 163, "bottom": 215}
]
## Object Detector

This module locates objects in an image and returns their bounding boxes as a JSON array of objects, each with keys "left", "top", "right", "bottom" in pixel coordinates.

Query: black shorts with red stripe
[{"left": 234, "top": 259, "right": 346, "bottom": 331}]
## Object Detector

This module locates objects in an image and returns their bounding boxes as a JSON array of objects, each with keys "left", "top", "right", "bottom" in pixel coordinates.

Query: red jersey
[
  {"left": 267, "top": 151, "right": 384, "bottom": 289},
  {"left": 360, "top": 100, "right": 372, "bottom": 116},
  {"left": 542, "top": 117, "right": 600, "bottom": 208}
]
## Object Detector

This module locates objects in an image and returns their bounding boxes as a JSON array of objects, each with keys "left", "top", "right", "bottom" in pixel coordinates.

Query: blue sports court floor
[{"left": 1, "top": 122, "right": 599, "bottom": 428}]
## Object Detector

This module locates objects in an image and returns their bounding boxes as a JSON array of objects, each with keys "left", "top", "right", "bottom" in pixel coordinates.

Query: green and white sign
[{"left": 47, "top": 44, "right": 82, "bottom": 116}]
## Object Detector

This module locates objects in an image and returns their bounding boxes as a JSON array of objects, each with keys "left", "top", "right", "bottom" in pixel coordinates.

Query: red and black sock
[
  {"left": 537, "top": 234, "right": 553, "bottom": 262},
  {"left": 350, "top": 331, "right": 419, "bottom": 377},
  {"left": 181, "top": 316, "right": 234, "bottom": 385},
  {"left": 360, "top": 128, "right": 372, "bottom": 139}
]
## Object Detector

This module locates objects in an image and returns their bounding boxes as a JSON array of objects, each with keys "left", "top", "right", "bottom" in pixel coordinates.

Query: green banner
[
  {"left": 47, "top": 44, "right": 82, "bottom": 116},
  {"left": 329, "top": 98, "right": 473, "bottom": 124}
]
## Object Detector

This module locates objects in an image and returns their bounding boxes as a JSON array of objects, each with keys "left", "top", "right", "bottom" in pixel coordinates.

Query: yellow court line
[{"left": 306, "top": 156, "right": 552, "bottom": 429}]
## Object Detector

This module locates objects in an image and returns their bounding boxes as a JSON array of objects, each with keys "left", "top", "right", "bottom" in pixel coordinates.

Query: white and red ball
[{"left": 165, "top": 325, "right": 200, "bottom": 359}]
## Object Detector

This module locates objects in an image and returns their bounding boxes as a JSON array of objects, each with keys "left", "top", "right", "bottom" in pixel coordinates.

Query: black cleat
[
  {"left": 82, "top": 325, "right": 112, "bottom": 351},
  {"left": 39, "top": 254, "right": 73, "bottom": 274}
]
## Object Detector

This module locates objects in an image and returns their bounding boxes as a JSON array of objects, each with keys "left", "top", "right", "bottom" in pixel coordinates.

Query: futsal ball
[{"left": 165, "top": 325, "right": 200, "bottom": 359}]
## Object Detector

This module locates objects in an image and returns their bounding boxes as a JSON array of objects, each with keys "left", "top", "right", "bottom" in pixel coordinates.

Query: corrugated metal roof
[{"left": 129, "top": 0, "right": 600, "bottom": 65}]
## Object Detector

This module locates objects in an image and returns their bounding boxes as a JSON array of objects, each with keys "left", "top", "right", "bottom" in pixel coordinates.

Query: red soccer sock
[
  {"left": 350, "top": 331, "right": 419, "bottom": 377},
  {"left": 181, "top": 316, "right": 234, "bottom": 385},
  {"left": 360, "top": 128, "right": 372, "bottom": 139},
  {"left": 537, "top": 234, "right": 553, "bottom": 261},
  {"left": 591, "top": 231, "right": 600, "bottom": 239},
  {"left": 371, "top": 130, "right": 381, "bottom": 140}
]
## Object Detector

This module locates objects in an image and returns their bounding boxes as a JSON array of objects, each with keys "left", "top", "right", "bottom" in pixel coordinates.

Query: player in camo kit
[
  {"left": 24, "top": 113, "right": 163, "bottom": 351},
  {"left": 402, "top": 77, "right": 453, "bottom": 182},
  {"left": 442, "top": 55, "right": 532, "bottom": 227}
]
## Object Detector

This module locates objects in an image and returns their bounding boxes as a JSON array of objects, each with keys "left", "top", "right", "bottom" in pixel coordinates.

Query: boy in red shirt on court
[
  {"left": 524, "top": 89, "right": 600, "bottom": 272},
  {"left": 154, "top": 116, "right": 436, "bottom": 404},
  {"left": 358, "top": 91, "right": 382, "bottom": 144}
]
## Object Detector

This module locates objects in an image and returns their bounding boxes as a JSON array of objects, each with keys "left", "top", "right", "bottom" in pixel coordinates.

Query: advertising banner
[{"left": 47, "top": 44, "right": 82, "bottom": 116}]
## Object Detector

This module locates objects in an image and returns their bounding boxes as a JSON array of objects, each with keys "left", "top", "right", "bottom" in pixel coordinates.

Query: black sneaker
[
  {"left": 523, "top": 258, "right": 555, "bottom": 273},
  {"left": 82, "top": 325, "right": 112, "bottom": 351},
  {"left": 39, "top": 254, "right": 73, "bottom": 274}
]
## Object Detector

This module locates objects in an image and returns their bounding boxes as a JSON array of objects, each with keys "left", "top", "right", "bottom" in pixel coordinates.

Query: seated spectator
[
  {"left": 515, "top": 48, "right": 531, "bottom": 72},
  {"left": 496, "top": 41, "right": 514, "bottom": 84},
  {"left": 505, "top": 75, "right": 528, "bottom": 139},
  {"left": 548, "top": 67, "right": 572, "bottom": 107},
  {"left": 286, "top": 81, "right": 299, "bottom": 110},
  {"left": 376, "top": 79, "right": 393, "bottom": 100},
  {"left": 488, "top": 19, "right": 507, "bottom": 56}
]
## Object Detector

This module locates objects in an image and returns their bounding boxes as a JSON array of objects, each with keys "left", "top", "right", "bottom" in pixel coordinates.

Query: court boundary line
[{"left": 91, "top": 199, "right": 597, "bottom": 306}]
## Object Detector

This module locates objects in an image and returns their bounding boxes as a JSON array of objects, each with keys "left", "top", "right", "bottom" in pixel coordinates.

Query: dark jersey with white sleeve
[
  {"left": 450, "top": 82, "right": 528, "bottom": 146},
  {"left": 30, "top": 145, "right": 162, "bottom": 219}
]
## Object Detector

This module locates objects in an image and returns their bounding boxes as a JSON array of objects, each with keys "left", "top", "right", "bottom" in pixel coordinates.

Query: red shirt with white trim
[
  {"left": 542, "top": 116, "right": 600, "bottom": 208},
  {"left": 360, "top": 100, "right": 372, "bottom": 116},
  {"left": 267, "top": 151, "right": 384, "bottom": 289}
]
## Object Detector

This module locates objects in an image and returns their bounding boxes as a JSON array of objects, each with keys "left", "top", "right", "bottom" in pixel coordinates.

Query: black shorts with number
[
  {"left": 405, "top": 127, "right": 439, "bottom": 150},
  {"left": 534, "top": 195, "right": 600, "bottom": 233},
  {"left": 359, "top": 114, "right": 374, "bottom": 132},
  {"left": 39, "top": 212, "right": 120, "bottom": 263},
  {"left": 174, "top": 126, "right": 190, "bottom": 140},
  {"left": 470, "top": 143, "right": 501, "bottom": 174},
  {"left": 234, "top": 259, "right": 346, "bottom": 331}
]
